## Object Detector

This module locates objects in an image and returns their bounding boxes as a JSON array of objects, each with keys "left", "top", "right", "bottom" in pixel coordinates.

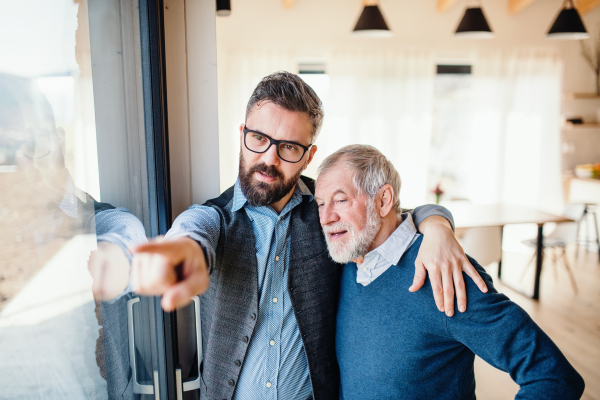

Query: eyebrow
[
  {"left": 245, "top": 125, "right": 267, "bottom": 136},
  {"left": 245, "top": 125, "right": 310, "bottom": 147},
  {"left": 315, "top": 188, "right": 348, "bottom": 202}
]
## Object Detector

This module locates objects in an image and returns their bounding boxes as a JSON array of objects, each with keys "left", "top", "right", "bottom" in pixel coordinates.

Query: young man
[
  {"left": 315, "top": 144, "right": 584, "bottom": 400},
  {"left": 129, "top": 72, "right": 487, "bottom": 400}
]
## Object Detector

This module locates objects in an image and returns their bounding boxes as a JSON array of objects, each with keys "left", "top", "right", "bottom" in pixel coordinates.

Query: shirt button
[
  {"left": 242, "top": 336, "right": 249, "bottom": 343},
  {"left": 234, "top": 360, "right": 241, "bottom": 367},
  {"left": 266, "top": 382, "right": 272, "bottom": 388},
  {"left": 270, "top": 340, "right": 275, "bottom": 346},
  {"left": 272, "top": 298, "right": 278, "bottom": 303},
  {"left": 250, "top": 313, "right": 256, "bottom": 320},
  {"left": 228, "top": 379, "right": 235, "bottom": 386},
  {"left": 275, "top": 256, "right": 280, "bottom": 261},
  {"left": 362, "top": 267, "right": 367, "bottom": 271}
]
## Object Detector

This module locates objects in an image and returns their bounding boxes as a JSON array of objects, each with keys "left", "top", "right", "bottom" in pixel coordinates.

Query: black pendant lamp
[
  {"left": 216, "top": 0, "right": 231, "bottom": 17},
  {"left": 547, "top": 0, "right": 589, "bottom": 39},
  {"left": 454, "top": 1, "right": 494, "bottom": 39},
  {"left": 352, "top": 0, "right": 393, "bottom": 38}
]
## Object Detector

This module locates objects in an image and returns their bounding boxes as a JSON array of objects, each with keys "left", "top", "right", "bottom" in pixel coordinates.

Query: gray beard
[{"left": 323, "top": 200, "right": 382, "bottom": 264}]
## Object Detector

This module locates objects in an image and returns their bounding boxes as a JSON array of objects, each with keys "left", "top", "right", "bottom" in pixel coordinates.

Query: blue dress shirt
[
  {"left": 356, "top": 213, "right": 420, "bottom": 286},
  {"left": 167, "top": 179, "right": 313, "bottom": 400}
]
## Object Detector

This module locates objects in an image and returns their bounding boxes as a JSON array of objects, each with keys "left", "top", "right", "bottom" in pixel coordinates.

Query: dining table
[{"left": 444, "top": 202, "right": 573, "bottom": 300}]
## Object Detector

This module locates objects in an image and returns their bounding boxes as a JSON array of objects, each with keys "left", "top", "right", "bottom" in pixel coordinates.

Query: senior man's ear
[{"left": 378, "top": 184, "right": 395, "bottom": 217}]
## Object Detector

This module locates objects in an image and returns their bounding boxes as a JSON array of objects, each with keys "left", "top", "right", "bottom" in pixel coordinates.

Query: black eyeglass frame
[
  {"left": 242, "top": 126, "right": 312, "bottom": 163},
  {"left": 4, "top": 129, "right": 55, "bottom": 160}
]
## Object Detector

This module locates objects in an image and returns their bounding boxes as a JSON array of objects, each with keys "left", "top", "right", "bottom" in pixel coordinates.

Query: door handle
[
  {"left": 176, "top": 368, "right": 183, "bottom": 400},
  {"left": 182, "top": 296, "right": 202, "bottom": 392},
  {"left": 128, "top": 296, "right": 201, "bottom": 398},
  {"left": 127, "top": 297, "right": 157, "bottom": 396}
]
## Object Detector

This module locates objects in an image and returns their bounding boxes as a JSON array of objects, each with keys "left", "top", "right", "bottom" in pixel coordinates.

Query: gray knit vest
[{"left": 199, "top": 176, "right": 341, "bottom": 400}]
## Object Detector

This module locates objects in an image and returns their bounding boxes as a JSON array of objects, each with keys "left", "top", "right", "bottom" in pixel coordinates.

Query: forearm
[
  {"left": 495, "top": 317, "right": 583, "bottom": 399},
  {"left": 165, "top": 205, "right": 220, "bottom": 273},
  {"left": 410, "top": 204, "right": 454, "bottom": 233},
  {"left": 90, "top": 208, "right": 149, "bottom": 302},
  {"left": 448, "top": 262, "right": 584, "bottom": 399},
  {"left": 95, "top": 207, "right": 148, "bottom": 260},
  {"left": 409, "top": 205, "right": 487, "bottom": 315},
  {"left": 416, "top": 215, "right": 454, "bottom": 237}
]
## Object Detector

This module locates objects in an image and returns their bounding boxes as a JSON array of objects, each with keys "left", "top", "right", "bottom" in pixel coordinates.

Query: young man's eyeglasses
[{"left": 243, "top": 126, "right": 312, "bottom": 163}]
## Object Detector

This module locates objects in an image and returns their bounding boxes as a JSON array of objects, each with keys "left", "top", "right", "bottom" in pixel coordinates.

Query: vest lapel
[
  {"left": 288, "top": 197, "right": 341, "bottom": 400},
  {"left": 200, "top": 205, "right": 259, "bottom": 400}
]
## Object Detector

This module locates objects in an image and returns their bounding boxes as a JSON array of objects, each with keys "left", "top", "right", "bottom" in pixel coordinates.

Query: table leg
[
  {"left": 593, "top": 211, "right": 600, "bottom": 262},
  {"left": 532, "top": 224, "right": 544, "bottom": 300},
  {"left": 497, "top": 226, "right": 504, "bottom": 279}
]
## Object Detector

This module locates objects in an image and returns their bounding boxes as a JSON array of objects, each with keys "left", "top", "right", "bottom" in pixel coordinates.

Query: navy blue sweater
[{"left": 336, "top": 236, "right": 584, "bottom": 400}]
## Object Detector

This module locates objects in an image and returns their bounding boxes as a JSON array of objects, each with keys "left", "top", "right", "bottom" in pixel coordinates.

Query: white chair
[
  {"left": 576, "top": 203, "right": 600, "bottom": 262},
  {"left": 520, "top": 203, "right": 586, "bottom": 293},
  {"left": 459, "top": 227, "right": 503, "bottom": 267}
]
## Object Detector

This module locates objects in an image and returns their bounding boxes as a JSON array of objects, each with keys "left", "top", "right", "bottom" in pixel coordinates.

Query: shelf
[
  {"left": 563, "top": 123, "right": 600, "bottom": 131},
  {"left": 564, "top": 173, "right": 600, "bottom": 184},
  {"left": 563, "top": 92, "right": 600, "bottom": 99}
]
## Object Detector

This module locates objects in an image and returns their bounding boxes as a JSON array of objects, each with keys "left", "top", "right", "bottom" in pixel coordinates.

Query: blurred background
[{"left": 215, "top": 0, "right": 598, "bottom": 211}]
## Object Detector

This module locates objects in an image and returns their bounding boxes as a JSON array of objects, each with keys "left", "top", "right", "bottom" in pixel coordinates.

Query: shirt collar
[
  {"left": 231, "top": 177, "right": 314, "bottom": 213},
  {"left": 366, "top": 213, "right": 418, "bottom": 266},
  {"left": 58, "top": 174, "right": 79, "bottom": 218}
]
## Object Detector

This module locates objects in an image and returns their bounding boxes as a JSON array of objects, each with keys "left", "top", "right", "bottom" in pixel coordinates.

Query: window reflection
[{"left": 0, "top": 0, "right": 155, "bottom": 398}]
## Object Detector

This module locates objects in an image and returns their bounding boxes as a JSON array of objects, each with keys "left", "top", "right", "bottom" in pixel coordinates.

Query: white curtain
[
  {"left": 308, "top": 50, "right": 435, "bottom": 208},
  {"left": 217, "top": 49, "right": 297, "bottom": 190},
  {"left": 217, "top": 48, "right": 563, "bottom": 214},
  {"left": 465, "top": 50, "right": 564, "bottom": 213}
]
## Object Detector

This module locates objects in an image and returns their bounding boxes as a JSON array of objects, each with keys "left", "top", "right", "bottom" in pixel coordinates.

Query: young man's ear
[
  {"left": 378, "top": 184, "right": 395, "bottom": 218},
  {"left": 239, "top": 124, "right": 245, "bottom": 143},
  {"left": 304, "top": 145, "right": 318, "bottom": 170}
]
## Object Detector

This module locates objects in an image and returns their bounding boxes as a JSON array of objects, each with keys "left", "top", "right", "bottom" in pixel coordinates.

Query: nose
[
  {"left": 319, "top": 203, "right": 339, "bottom": 227},
  {"left": 261, "top": 143, "right": 280, "bottom": 166}
]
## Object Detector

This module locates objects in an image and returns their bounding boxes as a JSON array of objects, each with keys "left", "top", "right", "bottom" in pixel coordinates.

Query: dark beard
[{"left": 239, "top": 153, "right": 303, "bottom": 207}]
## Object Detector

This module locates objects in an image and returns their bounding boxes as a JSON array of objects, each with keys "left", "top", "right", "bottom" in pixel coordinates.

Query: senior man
[
  {"left": 127, "top": 72, "right": 489, "bottom": 400},
  {"left": 315, "top": 144, "right": 585, "bottom": 400}
]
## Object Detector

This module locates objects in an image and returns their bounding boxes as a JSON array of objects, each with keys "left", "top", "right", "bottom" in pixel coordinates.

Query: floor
[
  {"left": 0, "top": 169, "right": 81, "bottom": 313},
  {"left": 474, "top": 247, "right": 600, "bottom": 400},
  {"left": 0, "top": 235, "right": 106, "bottom": 400}
]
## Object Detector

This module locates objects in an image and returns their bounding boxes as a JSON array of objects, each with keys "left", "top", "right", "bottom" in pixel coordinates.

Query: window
[
  {"left": 299, "top": 62, "right": 330, "bottom": 117},
  {"left": 0, "top": 1, "right": 173, "bottom": 397},
  {"left": 298, "top": 62, "right": 330, "bottom": 179},
  {"left": 427, "top": 65, "right": 473, "bottom": 202}
]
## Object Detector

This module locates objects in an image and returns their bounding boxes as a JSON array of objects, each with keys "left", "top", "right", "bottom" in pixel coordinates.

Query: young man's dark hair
[{"left": 245, "top": 71, "right": 324, "bottom": 141}]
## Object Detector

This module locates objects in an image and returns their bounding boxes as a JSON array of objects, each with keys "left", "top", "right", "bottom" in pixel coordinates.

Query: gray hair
[
  {"left": 246, "top": 71, "right": 324, "bottom": 141},
  {"left": 317, "top": 145, "right": 402, "bottom": 215}
]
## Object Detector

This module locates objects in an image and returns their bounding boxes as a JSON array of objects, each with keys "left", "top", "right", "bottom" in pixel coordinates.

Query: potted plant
[{"left": 581, "top": 26, "right": 600, "bottom": 95}]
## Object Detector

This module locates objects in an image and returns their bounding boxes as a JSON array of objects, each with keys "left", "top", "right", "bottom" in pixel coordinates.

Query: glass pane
[
  {"left": 0, "top": 0, "right": 165, "bottom": 398},
  {"left": 428, "top": 72, "right": 473, "bottom": 202}
]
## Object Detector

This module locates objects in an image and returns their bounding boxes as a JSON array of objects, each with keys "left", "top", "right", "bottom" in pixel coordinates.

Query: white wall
[
  {"left": 216, "top": 0, "right": 600, "bottom": 91},
  {"left": 164, "top": 0, "right": 221, "bottom": 216},
  {"left": 215, "top": 0, "right": 600, "bottom": 190}
]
